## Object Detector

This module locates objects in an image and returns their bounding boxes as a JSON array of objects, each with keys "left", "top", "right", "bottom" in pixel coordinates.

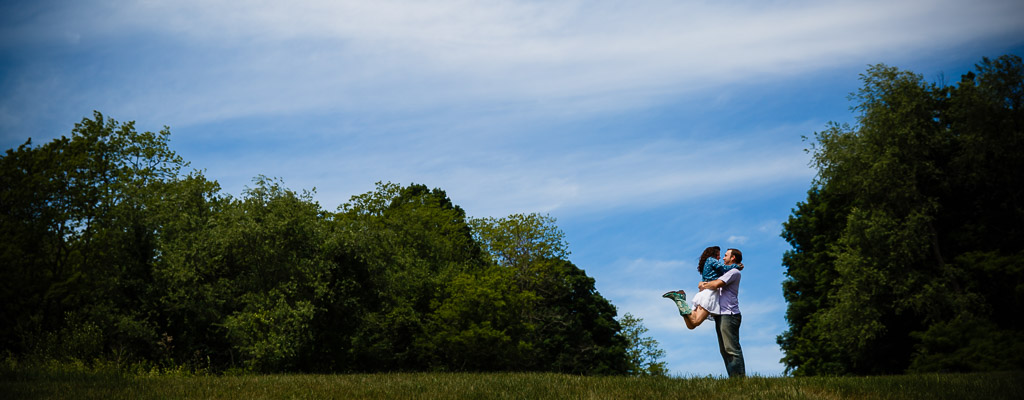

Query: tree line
[
  {"left": 0, "top": 114, "right": 666, "bottom": 375},
  {"left": 779, "top": 55, "right": 1024, "bottom": 375}
]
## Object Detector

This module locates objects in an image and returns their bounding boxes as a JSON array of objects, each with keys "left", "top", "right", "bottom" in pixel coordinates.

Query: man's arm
[{"left": 699, "top": 279, "right": 725, "bottom": 290}]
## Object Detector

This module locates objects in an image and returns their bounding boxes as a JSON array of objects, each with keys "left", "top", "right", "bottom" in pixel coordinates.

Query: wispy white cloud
[
  {"left": 758, "top": 220, "right": 782, "bottom": 234},
  {"left": 6, "top": 0, "right": 1021, "bottom": 129},
  {"left": 727, "top": 235, "right": 748, "bottom": 245},
  {"left": 249, "top": 132, "right": 816, "bottom": 217},
  {"left": 185, "top": 1, "right": 1024, "bottom": 120},
  {"left": 624, "top": 258, "right": 689, "bottom": 275}
]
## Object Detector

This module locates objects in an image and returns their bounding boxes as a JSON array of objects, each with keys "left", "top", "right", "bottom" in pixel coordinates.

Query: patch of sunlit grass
[{"left": 2, "top": 368, "right": 1021, "bottom": 399}]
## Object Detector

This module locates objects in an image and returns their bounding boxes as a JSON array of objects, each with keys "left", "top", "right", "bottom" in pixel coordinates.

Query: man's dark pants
[{"left": 714, "top": 313, "right": 745, "bottom": 377}]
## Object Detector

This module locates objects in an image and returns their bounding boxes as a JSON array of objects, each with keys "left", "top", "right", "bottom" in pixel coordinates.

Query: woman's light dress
[{"left": 690, "top": 257, "right": 737, "bottom": 316}]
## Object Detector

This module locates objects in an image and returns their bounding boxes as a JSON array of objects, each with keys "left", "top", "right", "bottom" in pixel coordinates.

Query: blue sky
[{"left": 3, "top": 0, "right": 1023, "bottom": 377}]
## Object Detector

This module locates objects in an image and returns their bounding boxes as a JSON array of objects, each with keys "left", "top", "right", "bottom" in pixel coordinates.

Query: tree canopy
[
  {"left": 778, "top": 55, "right": 1024, "bottom": 375},
  {"left": 0, "top": 112, "right": 662, "bottom": 375}
]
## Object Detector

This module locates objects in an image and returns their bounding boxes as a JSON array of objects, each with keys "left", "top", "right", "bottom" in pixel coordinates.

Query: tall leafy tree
[
  {"left": 161, "top": 177, "right": 334, "bottom": 371},
  {"left": 472, "top": 213, "right": 630, "bottom": 375},
  {"left": 423, "top": 264, "right": 537, "bottom": 371},
  {"left": 776, "top": 184, "right": 848, "bottom": 374},
  {"left": 779, "top": 55, "right": 1024, "bottom": 375},
  {"left": 619, "top": 313, "right": 668, "bottom": 377},
  {"left": 1, "top": 111, "right": 186, "bottom": 363},
  {"left": 147, "top": 171, "right": 230, "bottom": 369},
  {"left": 335, "top": 182, "right": 490, "bottom": 371},
  {"left": 470, "top": 213, "right": 570, "bottom": 271}
]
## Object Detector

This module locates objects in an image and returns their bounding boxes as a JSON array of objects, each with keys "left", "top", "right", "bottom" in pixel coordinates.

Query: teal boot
[{"left": 662, "top": 290, "right": 692, "bottom": 316}]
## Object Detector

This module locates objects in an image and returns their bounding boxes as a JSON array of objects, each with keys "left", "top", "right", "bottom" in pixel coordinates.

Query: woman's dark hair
[{"left": 698, "top": 246, "right": 721, "bottom": 275}]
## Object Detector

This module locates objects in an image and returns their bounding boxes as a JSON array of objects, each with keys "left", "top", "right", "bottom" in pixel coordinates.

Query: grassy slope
[{"left": 3, "top": 371, "right": 1022, "bottom": 399}]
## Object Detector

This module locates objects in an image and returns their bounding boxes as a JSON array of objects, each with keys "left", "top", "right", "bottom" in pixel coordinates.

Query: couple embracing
[{"left": 663, "top": 246, "right": 746, "bottom": 378}]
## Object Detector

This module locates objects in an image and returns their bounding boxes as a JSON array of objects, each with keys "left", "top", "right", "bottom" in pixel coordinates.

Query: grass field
[{"left": 3, "top": 369, "right": 1022, "bottom": 399}]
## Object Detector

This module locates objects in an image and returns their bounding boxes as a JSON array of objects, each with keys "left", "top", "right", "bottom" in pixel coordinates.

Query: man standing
[{"left": 698, "top": 248, "right": 745, "bottom": 377}]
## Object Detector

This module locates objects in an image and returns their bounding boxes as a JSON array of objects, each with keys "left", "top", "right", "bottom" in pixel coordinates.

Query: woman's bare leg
[{"left": 683, "top": 306, "right": 711, "bottom": 330}]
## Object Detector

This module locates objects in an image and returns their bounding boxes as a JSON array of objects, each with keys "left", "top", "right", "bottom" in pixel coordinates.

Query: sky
[{"left": 3, "top": 0, "right": 1023, "bottom": 377}]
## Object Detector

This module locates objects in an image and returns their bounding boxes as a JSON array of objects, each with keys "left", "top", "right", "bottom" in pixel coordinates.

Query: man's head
[{"left": 723, "top": 248, "right": 742, "bottom": 265}]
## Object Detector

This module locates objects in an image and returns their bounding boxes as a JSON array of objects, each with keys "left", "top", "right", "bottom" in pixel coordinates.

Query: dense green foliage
[
  {"left": 619, "top": 313, "right": 668, "bottom": 376},
  {"left": 0, "top": 112, "right": 656, "bottom": 375},
  {"left": 778, "top": 55, "right": 1024, "bottom": 375}
]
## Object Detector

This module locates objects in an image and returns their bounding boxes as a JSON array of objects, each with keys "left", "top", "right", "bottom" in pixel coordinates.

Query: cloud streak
[
  {"left": 225, "top": 132, "right": 816, "bottom": 217},
  {"left": 6, "top": 0, "right": 1022, "bottom": 130}
]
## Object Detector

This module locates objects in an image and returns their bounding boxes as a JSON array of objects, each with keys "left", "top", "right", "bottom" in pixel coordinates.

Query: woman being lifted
[{"left": 663, "top": 245, "right": 742, "bottom": 329}]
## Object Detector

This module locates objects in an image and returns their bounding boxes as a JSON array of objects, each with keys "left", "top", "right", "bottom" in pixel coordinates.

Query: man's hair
[
  {"left": 698, "top": 246, "right": 721, "bottom": 274},
  {"left": 727, "top": 248, "right": 742, "bottom": 263}
]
